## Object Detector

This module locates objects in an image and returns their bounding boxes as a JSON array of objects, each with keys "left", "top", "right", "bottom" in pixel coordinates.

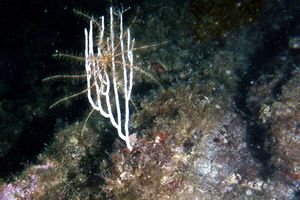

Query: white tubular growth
[{"left": 84, "top": 7, "right": 135, "bottom": 151}]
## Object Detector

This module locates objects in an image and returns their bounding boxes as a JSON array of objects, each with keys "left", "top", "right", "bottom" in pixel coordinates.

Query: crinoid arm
[
  {"left": 81, "top": 108, "right": 95, "bottom": 136},
  {"left": 42, "top": 74, "right": 87, "bottom": 82},
  {"left": 73, "top": 9, "right": 102, "bottom": 30},
  {"left": 52, "top": 51, "right": 85, "bottom": 65},
  {"left": 132, "top": 41, "right": 168, "bottom": 51},
  {"left": 49, "top": 87, "right": 90, "bottom": 109}
]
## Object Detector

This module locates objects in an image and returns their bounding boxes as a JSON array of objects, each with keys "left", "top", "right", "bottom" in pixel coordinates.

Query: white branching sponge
[{"left": 84, "top": 7, "right": 135, "bottom": 151}]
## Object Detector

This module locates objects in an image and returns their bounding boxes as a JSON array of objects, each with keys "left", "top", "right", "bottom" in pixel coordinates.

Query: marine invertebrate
[
  {"left": 84, "top": 7, "right": 135, "bottom": 151},
  {"left": 43, "top": 7, "right": 136, "bottom": 151},
  {"left": 43, "top": 7, "right": 166, "bottom": 152}
]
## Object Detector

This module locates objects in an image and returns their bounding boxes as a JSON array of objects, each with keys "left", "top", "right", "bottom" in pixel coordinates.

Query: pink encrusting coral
[{"left": 0, "top": 160, "right": 56, "bottom": 199}]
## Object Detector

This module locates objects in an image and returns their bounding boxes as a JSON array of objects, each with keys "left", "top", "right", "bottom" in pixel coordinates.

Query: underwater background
[{"left": 0, "top": 0, "right": 299, "bottom": 199}]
